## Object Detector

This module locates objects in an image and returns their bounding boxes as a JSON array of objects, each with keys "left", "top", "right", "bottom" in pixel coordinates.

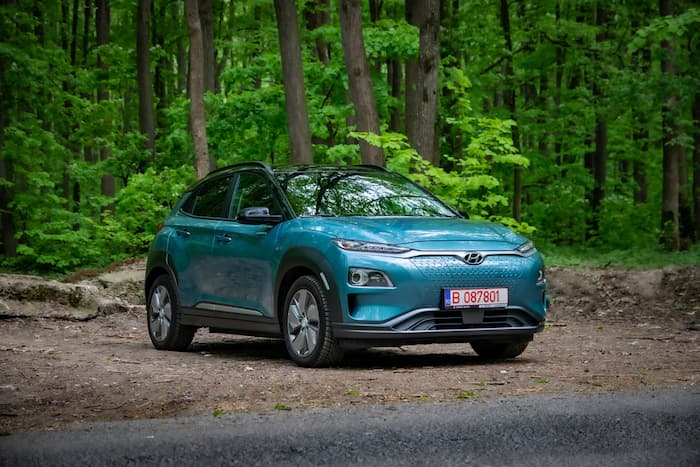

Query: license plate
[{"left": 443, "top": 287, "right": 508, "bottom": 309}]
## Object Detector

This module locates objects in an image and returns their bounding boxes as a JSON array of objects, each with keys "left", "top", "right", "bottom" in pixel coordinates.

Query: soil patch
[{"left": 1, "top": 263, "right": 698, "bottom": 432}]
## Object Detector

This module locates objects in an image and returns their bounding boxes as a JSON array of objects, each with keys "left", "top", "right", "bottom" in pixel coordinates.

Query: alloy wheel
[
  {"left": 286, "top": 288, "right": 320, "bottom": 357},
  {"left": 149, "top": 284, "right": 172, "bottom": 342}
]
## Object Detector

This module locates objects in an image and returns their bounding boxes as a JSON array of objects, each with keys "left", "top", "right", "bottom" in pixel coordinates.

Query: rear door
[{"left": 166, "top": 174, "right": 234, "bottom": 307}]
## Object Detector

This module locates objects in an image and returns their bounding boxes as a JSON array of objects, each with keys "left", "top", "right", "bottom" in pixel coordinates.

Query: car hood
[{"left": 300, "top": 216, "right": 527, "bottom": 251}]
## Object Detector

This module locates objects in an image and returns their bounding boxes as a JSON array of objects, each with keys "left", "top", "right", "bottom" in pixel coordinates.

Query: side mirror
[{"left": 238, "top": 207, "right": 283, "bottom": 225}]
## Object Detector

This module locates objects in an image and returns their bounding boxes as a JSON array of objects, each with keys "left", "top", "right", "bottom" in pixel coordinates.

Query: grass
[
  {"left": 456, "top": 390, "right": 479, "bottom": 400},
  {"left": 539, "top": 243, "right": 700, "bottom": 269}
]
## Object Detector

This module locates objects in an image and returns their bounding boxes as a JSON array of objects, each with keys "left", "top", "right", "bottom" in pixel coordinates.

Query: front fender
[{"left": 275, "top": 247, "right": 344, "bottom": 325}]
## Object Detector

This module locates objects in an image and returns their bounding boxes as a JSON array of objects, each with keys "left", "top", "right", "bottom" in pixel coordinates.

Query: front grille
[
  {"left": 392, "top": 308, "right": 538, "bottom": 331},
  {"left": 410, "top": 255, "right": 528, "bottom": 288}
]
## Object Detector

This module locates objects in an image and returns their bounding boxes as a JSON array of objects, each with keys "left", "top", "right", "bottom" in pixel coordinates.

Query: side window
[
  {"left": 181, "top": 176, "right": 233, "bottom": 218},
  {"left": 230, "top": 173, "right": 281, "bottom": 220}
]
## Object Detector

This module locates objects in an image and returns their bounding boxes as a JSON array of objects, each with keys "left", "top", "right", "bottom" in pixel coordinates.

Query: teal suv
[{"left": 145, "top": 163, "right": 547, "bottom": 367}]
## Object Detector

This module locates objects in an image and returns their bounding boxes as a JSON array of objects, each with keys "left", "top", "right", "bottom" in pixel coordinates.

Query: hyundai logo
[{"left": 464, "top": 252, "right": 485, "bottom": 265}]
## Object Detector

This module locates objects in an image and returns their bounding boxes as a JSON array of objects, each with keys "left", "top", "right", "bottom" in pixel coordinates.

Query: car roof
[
  {"left": 271, "top": 164, "right": 388, "bottom": 175},
  {"left": 186, "top": 162, "right": 393, "bottom": 194}
]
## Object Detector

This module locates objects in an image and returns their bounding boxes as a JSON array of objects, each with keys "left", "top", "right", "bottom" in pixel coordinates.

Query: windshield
[{"left": 275, "top": 169, "right": 458, "bottom": 218}]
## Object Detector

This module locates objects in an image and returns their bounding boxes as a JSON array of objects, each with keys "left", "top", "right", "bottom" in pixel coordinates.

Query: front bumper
[{"left": 333, "top": 306, "right": 544, "bottom": 349}]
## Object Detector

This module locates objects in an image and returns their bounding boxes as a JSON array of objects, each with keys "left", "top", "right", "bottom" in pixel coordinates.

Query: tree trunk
[
  {"left": 198, "top": 0, "right": 216, "bottom": 94},
  {"left": 274, "top": 0, "right": 313, "bottom": 165},
  {"left": 694, "top": 92, "right": 700, "bottom": 240},
  {"left": 339, "top": 0, "right": 384, "bottom": 166},
  {"left": 554, "top": 3, "right": 563, "bottom": 165},
  {"left": 0, "top": 62, "right": 16, "bottom": 257},
  {"left": 632, "top": 45, "right": 651, "bottom": 204},
  {"left": 590, "top": 119, "right": 607, "bottom": 235},
  {"left": 439, "top": 0, "right": 462, "bottom": 164},
  {"left": 499, "top": 0, "right": 521, "bottom": 221},
  {"left": 137, "top": 0, "right": 155, "bottom": 158},
  {"left": 405, "top": 57, "right": 419, "bottom": 147},
  {"left": 679, "top": 143, "right": 693, "bottom": 244},
  {"left": 95, "top": 0, "right": 114, "bottom": 205},
  {"left": 83, "top": 0, "right": 91, "bottom": 67},
  {"left": 633, "top": 142, "right": 649, "bottom": 204},
  {"left": 71, "top": 0, "right": 81, "bottom": 220},
  {"left": 304, "top": 0, "right": 335, "bottom": 148},
  {"left": 405, "top": 0, "right": 440, "bottom": 166},
  {"left": 174, "top": 2, "right": 187, "bottom": 95},
  {"left": 388, "top": 58, "right": 402, "bottom": 132},
  {"left": 185, "top": 0, "right": 214, "bottom": 179},
  {"left": 70, "top": 0, "right": 78, "bottom": 66},
  {"left": 304, "top": 0, "right": 331, "bottom": 66},
  {"left": 152, "top": 2, "right": 167, "bottom": 120},
  {"left": 659, "top": 0, "right": 681, "bottom": 250},
  {"left": 585, "top": 4, "right": 609, "bottom": 238}
]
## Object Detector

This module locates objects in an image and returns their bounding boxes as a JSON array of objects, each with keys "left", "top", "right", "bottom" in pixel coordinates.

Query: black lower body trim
[{"left": 181, "top": 307, "right": 280, "bottom": 338}]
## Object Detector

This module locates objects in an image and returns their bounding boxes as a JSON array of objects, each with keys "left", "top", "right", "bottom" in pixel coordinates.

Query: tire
[
  {"left": 282, "top": 275, "right": 343, "bottom": 367},
  {"left": 470, "top": 340, "right": 529, "bottom": 359},
  {"left": 147, "top": 275, "right": 196, "bottom": 351}
]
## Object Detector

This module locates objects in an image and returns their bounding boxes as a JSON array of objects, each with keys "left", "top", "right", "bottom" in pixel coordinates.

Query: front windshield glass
[{"left": 276, "top": 169, "right": 458, "bottom": 218}]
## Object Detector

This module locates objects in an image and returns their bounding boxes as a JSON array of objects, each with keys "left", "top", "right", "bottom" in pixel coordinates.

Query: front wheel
[
  {"left": 470, "top": 340, "right": 529, "bottom": 359},
  {"left": 147, "top": 275, "right": 196, "bottom": 351},
  {"left": 282, "top": 275, "right": 343, "bottom": 367}
]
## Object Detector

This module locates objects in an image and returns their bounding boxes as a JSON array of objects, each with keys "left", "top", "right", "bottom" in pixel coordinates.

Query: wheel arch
[
  {"left": 145, "top": 252, "right": 179, "bottom": 305},
  {"left": 275, "top": 247, "right": 343, "bottom": 331}
]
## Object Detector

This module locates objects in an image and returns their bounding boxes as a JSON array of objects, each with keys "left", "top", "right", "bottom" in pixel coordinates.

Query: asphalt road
[{"left": 1, "top": 387, "right": 698, "bottom": 467}]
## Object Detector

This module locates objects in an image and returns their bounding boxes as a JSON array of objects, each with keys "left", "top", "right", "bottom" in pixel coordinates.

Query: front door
[{"left": 205, "top": 171, "right": 284, "bottom": 318}]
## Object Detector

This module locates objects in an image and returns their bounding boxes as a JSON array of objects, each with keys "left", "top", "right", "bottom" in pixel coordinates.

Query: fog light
[
  {"left": 350, "top": 269, "right": 369, "bottom": 285},
  {"left": 348, "top": 268, "right": 393, "bottom": 287}
]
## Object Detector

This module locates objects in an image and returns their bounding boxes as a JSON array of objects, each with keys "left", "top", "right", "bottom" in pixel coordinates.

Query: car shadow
[
  {"left": 188, "top": 337, "right": 534, "bottom": 369},
  {"left": 340, "top": 349, "right": 532, "bottom": 370},
  {"left": 190, "top": 337, "right": 288, "bottom": 361}
]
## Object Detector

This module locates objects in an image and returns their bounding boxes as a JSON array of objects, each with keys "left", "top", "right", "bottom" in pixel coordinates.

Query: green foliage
[
  {"left": 353, "top": 131, "right": 535, "bottom": 235},
  {"left": 540, "top": 243, "right": 700, "bottom": 269},
  {"left": 1, "top": 0, "right": 698, "bottom": 275},
  {"left": 3, "top": 165, "right": 194, "bottom": 274},
  {"left": 214, "top": 64, "right": 288, "bottom": 165},
  {"left": 456, "top": 390, "right": 479, "bottom": 400},
  {"left": 104, "top": 166, "right": 196, "bottom": 255},
  {"left": 364, "top": 19, "right": 419, "bottom": 60}
]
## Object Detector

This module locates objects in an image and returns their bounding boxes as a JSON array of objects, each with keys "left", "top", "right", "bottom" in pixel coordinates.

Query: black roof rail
[
  {"left": 355, "top": 164, "right": 389, "bottom": 172},
  {"left": 205, "top": 161, "right": 273, "bottom": 177}
]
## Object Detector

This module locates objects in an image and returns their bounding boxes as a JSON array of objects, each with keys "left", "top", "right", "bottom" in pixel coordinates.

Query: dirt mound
[{"left": 547, "top": 265, "right": 699, "bottom": 327}]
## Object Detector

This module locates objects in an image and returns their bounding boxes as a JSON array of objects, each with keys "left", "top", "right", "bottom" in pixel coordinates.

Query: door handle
[
  {"left": 176, "top": 229, "right": 191, "bottom": 238},
  {"left": 215, "top": 234, "right": 232, "bottom": 244}
]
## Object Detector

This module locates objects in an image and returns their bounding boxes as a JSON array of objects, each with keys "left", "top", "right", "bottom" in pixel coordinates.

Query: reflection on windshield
[{"left": 276, "top": 170, "right": 457, "bottom": 218}]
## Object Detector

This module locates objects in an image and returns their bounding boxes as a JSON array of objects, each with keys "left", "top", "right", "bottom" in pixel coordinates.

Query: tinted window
[
  {"left": 229, "top": 172, "right": 281, "bottom": 219},
  {"left": 277, "top": 170, "right": 457, "bottom": 217},
  {"left": 182, "top": 176, "right": 233, "bottom": 218}
]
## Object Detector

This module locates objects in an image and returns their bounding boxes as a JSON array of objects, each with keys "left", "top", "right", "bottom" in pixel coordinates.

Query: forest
[{"left": 0, "top": 0, "right": 698, "bottom": 273}]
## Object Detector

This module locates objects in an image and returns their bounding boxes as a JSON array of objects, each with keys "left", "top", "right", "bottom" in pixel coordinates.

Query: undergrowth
[{"left": 539, "top": 243, "right": 700, "bottom": 269}]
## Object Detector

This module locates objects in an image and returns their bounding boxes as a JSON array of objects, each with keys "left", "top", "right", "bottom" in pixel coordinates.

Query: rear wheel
[
  {"left": 282, "top": 275, "right": 343, "bottom": 367},
  {"left": 147, "top": 275, "right": 196, "bottom": 351},
  {"left": 470, "top": 340, "right": 529, "bottom": 359}
]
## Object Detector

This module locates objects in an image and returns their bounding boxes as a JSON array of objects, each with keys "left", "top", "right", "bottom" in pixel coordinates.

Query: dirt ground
[{"left": 1, "top": 263, "right": 698, "bottom": 432}]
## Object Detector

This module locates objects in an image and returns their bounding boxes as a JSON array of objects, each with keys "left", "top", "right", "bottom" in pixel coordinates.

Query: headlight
[
  {"left": 348, "top": 268, "right": 394, "bottom": 287},
  {"left": 517, "top": 240, "right": 537, "bottom": 256},
  {"left": 332, "top": 239, "right": 411, "bottom": 254}
]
